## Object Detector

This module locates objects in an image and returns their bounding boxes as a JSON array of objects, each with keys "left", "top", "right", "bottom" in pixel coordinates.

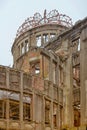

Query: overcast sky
[{"left": 0, "top": 0, "right": 87, "bottom": 66}]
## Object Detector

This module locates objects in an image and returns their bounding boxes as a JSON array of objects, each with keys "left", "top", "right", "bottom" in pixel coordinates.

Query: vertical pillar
[
  {"left": 48, "top": 33, "right": 50, "bottom": 41},
  {"left": 32, "top": 91, "right": 35, "bottom": 122},
  {"left": 63, "top": 55, "right": 73, "bottom": 128},
  {"left": 49, "top": 53, "right": 54, "bottom": 129},
  {"left": 85, "top": 81, "right": 87, "bottom": 118},
  {"left": 20, "top": 44, "right": 22, "bottom": 56},
  {"left": 56, "top": 57, "right": 59, "bottom": 85},
  {"left": 41, "top": 33, "right": 43, "bottom": 45},
  {"left": 51, "top": 100, "right": 53, "bottom": 130},
  {"left": 57, "top": 89, "right": 61, "bottom": 129},
  {"left": 6, "top": 67, "right": 9, "bottom": 89},
  {"left": 6, "top": 99, "right": 9, "bottom": 130},
  {"left": 49, "top": 53, "right": 53, "bottom": 82},
  {"left": 80, "top": 27, "right": 87, "bottom": 125},
  {"left": 6, "top": 67, "right": 9, "bottom": 130},
  {"left": 20, "top": 72, "right": 24, "bottom": 130},
  {"left": 40, "top": 55, "right": 43, "bottom": 78},
  {"left": 57, "top": 57, "right": 61, "bottom": 129},
  {"left": 42, "top": 96, "right": 45, "bottom": 130}
]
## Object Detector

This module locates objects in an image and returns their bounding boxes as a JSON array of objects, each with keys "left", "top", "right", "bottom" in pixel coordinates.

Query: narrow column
[
  {"left": 57, "top": 57, "right": 61, "bottom": 129},
  {"left": 20, "top": 72, "right": 24, "bottom": 130},
  {"left": 49, "top": 53, "right": 54, "bottom": 129},
  {"left": 6, "top": 68, "right": 9, "bottom": 130},
  {"left": 48, "top": 33, "right": 50, "bottom": 41},
  {"left": 85, "top": 81, "right": 87, "bottom": 118},
  {"left": 6, "top": 99, "right": 9, "bottom": 130},
  {"left": 49, "top": 53, "right": 53, "bottom": 82},
  {"left": 57, "top": 89, "right": 61, "bottom": 129},
  {"left": 32, "top": 91, "right": 35, "bottom": 122},
  {"left": 80, "top": 27, "right": 87, "bottom": 125},
  {"left": 20, "top": 44, "right": 22, "bottom": 56},
  {"left": 63, "top": 55, "right": 73, "bottom": 128},
  {"left": 40, "top": 55, "right": 43, "bottom": 78},
  {"left": 41, "top": 33, "right": 43, "bottom": 45},
  {"left": 56, "top": 57, "right": 59, "bottom": 85},
  {"left": 51, "top": 100, "right": 53, "bottom": 130},
  {"left": 6, "top": 67, "right": 9, "bottom": 89},
  {"left": 42, "top": 96, "right": 45, "bottom": 130}
]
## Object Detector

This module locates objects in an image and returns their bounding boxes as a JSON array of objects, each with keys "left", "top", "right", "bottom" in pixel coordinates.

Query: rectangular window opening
[
  {"left": 23, "top": 103, "right": 31, "bottom": 121},
  {"left": 9, "top": 100, "right": 19, "bottom": 120},
  {"left": 43, "top": 34, "right": 48, "bottom": 43},
  {"left": 45, "top": 100, "right": 50, "bottom": 124},
  {"left": 21, "top": 43, "right": 25, "bottom": 54},
  {"left": 50, "top": 33, "right": 55, "bottom": 38},
  {"left": 0, "top": 100, "right": 6, "bottom": 119},
  {"left": 78, "top": 39, "right": 80, "bottom": 51},
  {"left": 25, "top": 40, "right": 29, "bottom": 52},
  {"left": 36, "top": 36, "right": 41, "bottom": 47}
]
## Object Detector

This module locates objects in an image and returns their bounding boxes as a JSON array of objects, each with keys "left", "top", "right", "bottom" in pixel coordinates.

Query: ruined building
[{"left": 0, "top": 10, "right": 87, "bottom": 130}]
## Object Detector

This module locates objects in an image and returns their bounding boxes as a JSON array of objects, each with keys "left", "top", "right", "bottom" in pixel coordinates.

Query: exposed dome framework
[{"left": 16, "top": 9, "right": 73, "bottom": 38}]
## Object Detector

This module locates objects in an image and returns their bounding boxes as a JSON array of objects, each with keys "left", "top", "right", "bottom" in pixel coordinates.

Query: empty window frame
[
  {"left": 25, "top": 39, "right": 29, "bottom": 52},
  {"left": 73, "top": 66, "right": 80, "bottom": 87},
  {"left": 35, "top": 66, "right": 40, "bottom": 74},
  {"left": 72, "top": 38, "right": 80, "bottom": 52},
  {"left": 23, "top": 95, "right": 32, "bottom": 121},
  {"left": 74, "top": 108, "right": 80, "bottom": 127},
  {"left": 43, "top": 56, "right": 50, "bottom": 79},
  {"left": 60, "top": 106, "right": 63, "bottom": 129},
  {"left": 78, "top": 39, "right": 80, "bottom": 51},
  {"left": 0, "top": 100, "right": 6, "bottom": 119},
  {"left": 23, "top": 103, "right": 30, "bottom": 121},
  {"left": 9, "top": 100, "right": 19, "bottom": 120},
  {"left": 18, "top": 45, "right": 20, "bottom": 57},
  {"left": 43, "top": 34, "right": 48, "bottom": 43},
  {"left": 36, "top": 35, "right": 41, "bottom": 47},
  {"left": 53, "top": 103, "right": 57, "bottom": 127},
  {"left": 45, "top": 100, "right": 50, "bottom": 124},
  {"left": 50, "top": 33, "right": 55, "bottom": 38},
  {"left": 30, "top": 62, "right": 40, "bottom": 75},
  {"left": 73, "top": 67, "right": 80, "bottom": 80},
  {"left": 21, "top": 42, "right": 25, "bottom": 54}
]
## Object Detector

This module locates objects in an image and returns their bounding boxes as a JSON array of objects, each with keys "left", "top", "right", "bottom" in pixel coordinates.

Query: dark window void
[
  {"left": 72, "top": 38, "right": 80, "bottom": 52},
  {"left": 18, "top": 45, "right": 20, "bottom": 57},
  {"left": 23, "top": 95, "right": 32, "bottom": 121},
  {"left": 45, "top": 100, "right": 50, "bottom": 124},
  {"left": 21, "top": 43, "right": 25, "bottom": 54},
  {"left": 25, "top": 40, "right": 29, "bottom": 52},
  {"left": 53, "top": 104, "right": 57, "bottom": 127},
  {"left": 73, "top": 66, "right": 80, "bottom": 87},
  {"left": 0, "top": 100, "right": 6, "bottom": 119},
  {"left": 74, "top": 108, "right": 80, "bottom": 127},
  {"left": 9, "top": 100, "right": 19, "bottom": 120},
  {"left": 23, "top": 103, "right": 31, "bottom": 121}
]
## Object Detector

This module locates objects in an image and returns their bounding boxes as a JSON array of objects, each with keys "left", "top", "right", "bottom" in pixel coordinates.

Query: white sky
[{"left": 0, "top": 0, "right": 87, "bottom": 66}]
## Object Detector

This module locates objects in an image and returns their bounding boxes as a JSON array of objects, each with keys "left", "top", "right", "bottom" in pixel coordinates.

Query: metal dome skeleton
[{"left": 16, "top": 9, "right": 73, "bottom": 38}]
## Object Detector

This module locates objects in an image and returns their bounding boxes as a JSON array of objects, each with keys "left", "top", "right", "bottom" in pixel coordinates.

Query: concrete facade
[{"left": 0, "top": 10, "right": 87, "bottom": 130}]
